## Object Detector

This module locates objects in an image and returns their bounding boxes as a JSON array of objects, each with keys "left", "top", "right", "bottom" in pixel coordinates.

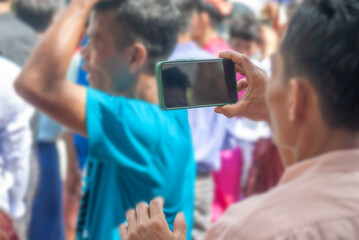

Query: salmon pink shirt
[{"left": 205, "top": 149, "right": 359, "bottom": 240}]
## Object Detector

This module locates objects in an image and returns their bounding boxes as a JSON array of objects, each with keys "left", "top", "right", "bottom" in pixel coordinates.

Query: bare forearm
[
  {"left": 14, "top": 0, "right": 96, "bottom": 136},
  {"left": 15, "top": 0, "right": 94, "bottom": 95},
  {"left": 62, "top": 131, "right": 79, "bottom": 177},
  {"left": 63, "top": 131, "right": 82, "bottom": 197}
]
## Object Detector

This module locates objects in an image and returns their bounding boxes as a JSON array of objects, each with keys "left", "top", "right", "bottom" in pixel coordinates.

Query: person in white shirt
[{"left": 0, "top": 56, "right": 34, "bottom": 234}]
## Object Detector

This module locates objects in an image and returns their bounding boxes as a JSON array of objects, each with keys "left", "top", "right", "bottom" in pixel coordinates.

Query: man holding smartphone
[
  {"left": 14, "top": 0, "right": 196, "bottom": 240},
  {"left": 120, "top": 0, "right": 359, "bottom": 239}
]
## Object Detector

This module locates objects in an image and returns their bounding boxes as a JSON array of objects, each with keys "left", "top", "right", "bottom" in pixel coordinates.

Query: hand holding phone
[
  {"left": 156, "top": 58, "right": 238, "bottom": 110},
  {"left": 214, "top": 51, "right": 270, "bottom": 122}
]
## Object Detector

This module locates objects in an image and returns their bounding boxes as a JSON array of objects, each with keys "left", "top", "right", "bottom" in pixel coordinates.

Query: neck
[
  {"left": 177, "top": 33, "right": 192, "bottom": 44},
  {"left": 0, "top": 2, "right": 11, "bottom": 14},
  {"left": 109, "top": 85, "right": 136, "bottom": 98},
  {"left": 197, "top": 27, "right": 219, "bottom": 47},
  {"left": 123, "top": 87, "right": 136, "bottom": 99},
  {"left": 109, "top": 73, "right": 139, "bottom": 98},
  {"left": 295, "top": 128, "right": 359, "bottom": 163},
  {"left": 135, "top": 73, "right": 158, "bottom": 104}
]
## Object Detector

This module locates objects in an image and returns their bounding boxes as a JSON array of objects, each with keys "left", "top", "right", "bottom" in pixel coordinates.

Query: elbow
[
  {"left": 14, "top": 74, "right": 28, "bottom": 98},
  {"left": 14, "top": 65, "right": 65, "bottom": 108},
  {"left": 14, "top": 74, "right": 35, "bottom": 101},
  {"left": 14, "top": 71, "right": 63, "bottom": 109},
  {"left": 14, "top": 72, "right": 47, "bottom": 104}
]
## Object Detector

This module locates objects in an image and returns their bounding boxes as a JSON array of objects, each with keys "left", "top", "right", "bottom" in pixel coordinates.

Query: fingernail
[{"left": 176, "top": 212, "right": 185, "bottom": 219}]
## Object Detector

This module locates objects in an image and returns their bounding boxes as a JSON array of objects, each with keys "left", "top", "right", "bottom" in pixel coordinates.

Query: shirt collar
[
  {"left": 279, "top": 149, "right": 359, "bottom": 185},
  {"left": 174, "top": 41, "right": 197, "bottom": 51}
]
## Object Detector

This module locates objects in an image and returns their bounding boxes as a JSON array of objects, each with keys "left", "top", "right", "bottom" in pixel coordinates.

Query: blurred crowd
[{"left": 1, "top": 0, "right": 358, "bottom": 240}]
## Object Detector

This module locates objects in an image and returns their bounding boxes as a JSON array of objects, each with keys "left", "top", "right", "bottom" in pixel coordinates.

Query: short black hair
[
  {"left": 288, "top": 0, "right": 303, "bottom": 14},
  {"left": 93, "top": 0, "right": 180, "bottom": 73},
  {"left": 280, "top": 0, "right": 359, "bottom": 131},
  {"left": 198, "top": 0, "right": 224, "bottom": 29},
  {"left": 229, "top": 14, "right": 261, "bottom": 43},
  {"left": 15, "top": 0, "right": 58, "bottom": 32},
  {"left": 174, "top": 0, "right": 198, "bottom": 34}
]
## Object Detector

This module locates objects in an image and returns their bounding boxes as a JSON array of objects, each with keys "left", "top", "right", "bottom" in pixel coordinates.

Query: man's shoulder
[
  {"left": 209, "top": 171, "right": 359, "bottom": 240},
  {"left": 86, "top": 87, "right": 187, "bottom": 126},
  {"left": 86, "top": 87, "right": 153, "bottom": 113}
]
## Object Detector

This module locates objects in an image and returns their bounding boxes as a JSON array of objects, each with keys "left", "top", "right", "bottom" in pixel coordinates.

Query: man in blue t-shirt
[{"left": 14, "top": 0, "right": 196, "bottom": 239}]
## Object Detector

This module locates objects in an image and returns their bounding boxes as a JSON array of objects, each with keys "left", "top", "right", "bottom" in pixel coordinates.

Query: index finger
[{"left": 219, "top": 51, "right": 251, "bottom": 76}]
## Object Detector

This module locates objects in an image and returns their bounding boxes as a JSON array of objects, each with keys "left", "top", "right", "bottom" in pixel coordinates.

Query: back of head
[
  {"left": 287, "top": 0, "right": 303, "bottom": 19},
  {"left": 15, "top": 0, "right": 59, "bottom": 32},
  {"left": 198, "top": 0, "right": 224, "bottom": 29},
  {"left": 230, "top": 14, "right": 261, "bottom": 43},
  {"left": 93, "top": 0, "right": 180, "bottom": 73},
  {"left": 281, "top": 0, "right": 359, "bottom": 131},
  {"left": 174, "top": 0, "right": 198, "bottom": 34},
  {"left": 288, "top": 0, "right": 303, "bottom": 13}
]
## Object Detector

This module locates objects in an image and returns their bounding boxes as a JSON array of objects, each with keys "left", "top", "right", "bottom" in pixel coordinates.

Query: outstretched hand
[
  {"left": 119, "top": 198, "right": 187, "bottom": 240},
  {"left": 215, "top": 51, "right": 270, "bottom": 122}
]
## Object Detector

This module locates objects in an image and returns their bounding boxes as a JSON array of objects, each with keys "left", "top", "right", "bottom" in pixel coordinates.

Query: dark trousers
[{"left": 29, "top": 142, "right": 65, "bottom": 240}]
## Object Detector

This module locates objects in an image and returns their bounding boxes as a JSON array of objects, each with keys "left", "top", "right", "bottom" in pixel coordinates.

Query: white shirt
[{"left": 0, "top": 57, "right": 34, "bottom": 219}]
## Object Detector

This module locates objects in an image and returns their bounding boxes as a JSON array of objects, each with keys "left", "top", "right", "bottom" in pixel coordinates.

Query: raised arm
[{"left": 14, "top": 0, "right": 97, "bottom": 136}]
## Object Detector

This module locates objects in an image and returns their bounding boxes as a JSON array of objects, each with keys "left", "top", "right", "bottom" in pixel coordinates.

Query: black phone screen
[{"left": 161, "top": 59, "right": 238, "bottom": 108}]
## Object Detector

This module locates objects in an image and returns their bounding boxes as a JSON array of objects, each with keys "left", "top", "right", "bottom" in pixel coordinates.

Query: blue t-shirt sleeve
[{"left": 86, "top": 87, "right": 161, "bottom": 166}]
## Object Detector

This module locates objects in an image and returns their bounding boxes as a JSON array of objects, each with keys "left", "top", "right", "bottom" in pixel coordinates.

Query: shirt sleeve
[{"left": 86, "top": 87, "right": 161, "bottom": 166}]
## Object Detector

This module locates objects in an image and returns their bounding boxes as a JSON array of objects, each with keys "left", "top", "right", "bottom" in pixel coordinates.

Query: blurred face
[
  {"left": 265, "top": 53, "right": 295, "bottom": 150},
  {"left": 81, "top": 10, "right": 132, "bottom": 92},
  {"left": 229, "top": 38, "right": 260, "bottom": 57},
  {"left": 189, "top": 11, "right": 200, "bottom": 40},
  {"left": 191, "top": 11, "right": 208, "bottom": 45}
]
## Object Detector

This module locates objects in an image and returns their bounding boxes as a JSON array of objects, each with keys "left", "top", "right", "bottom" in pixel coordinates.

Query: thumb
[{"left": 173, "top": 212, "right": 187, "bottom": 240}]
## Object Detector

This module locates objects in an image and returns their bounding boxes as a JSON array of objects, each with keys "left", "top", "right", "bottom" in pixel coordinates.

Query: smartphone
[{"left": 156, "top": 58, "right": 238, "bottom": 110}]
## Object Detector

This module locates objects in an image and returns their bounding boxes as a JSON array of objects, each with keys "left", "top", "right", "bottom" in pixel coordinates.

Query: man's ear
[
  {"left": 127, "top": 43, "right": 147, "bottom": 74},
  {"left": 288, "top": 78, "right": 308, "bottom": 123}
]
